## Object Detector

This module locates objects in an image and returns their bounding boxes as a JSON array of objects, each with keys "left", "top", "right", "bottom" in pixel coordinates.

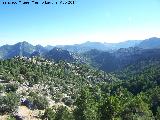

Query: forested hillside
[
  {"left": 0, "top": 56, "right": 118, "bottom": 119},
  {"left": 0, "top": 55, "right": 160, "bottom": 119},
  {"left": 0, "top": 39, "right": 160, "bottom": 119},
  {"left": 84, "top": 47, "right": 160, "bottom": 72}
]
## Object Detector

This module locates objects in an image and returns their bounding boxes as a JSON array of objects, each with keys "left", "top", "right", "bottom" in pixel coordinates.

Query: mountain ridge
[{"left": 0, "top": 37, "right": 160, "bottom": 63}]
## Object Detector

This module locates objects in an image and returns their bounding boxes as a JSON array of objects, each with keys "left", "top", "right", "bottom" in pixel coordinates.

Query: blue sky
[{"left": 0, "top": 0, "right": 160, "bottom": 46}]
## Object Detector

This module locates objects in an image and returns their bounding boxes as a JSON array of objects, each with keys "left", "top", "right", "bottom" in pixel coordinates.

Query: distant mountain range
[
  {"left": 0, "top": 37, "right": 160, "bottom": 64},
  {"left": 55, "top": 37, "right": 160, "bottom": 53},
  {"left": 84, "top": 47, "right": 160, "bottom": 72},
  {"left": 137, "top": 37, "right": 160, "bottom": 49},
  {"left": 56, "top": 40, "right": 142, "bottom": 53},
  {"left": 0, "top": 41, "right": 47, "bottom": 59},
  {"left": 0, "top": 41, "right": 73, "bottom": 62}
]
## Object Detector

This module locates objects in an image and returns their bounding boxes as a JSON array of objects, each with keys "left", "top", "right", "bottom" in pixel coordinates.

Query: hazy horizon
[
  {"left": 0, "top": 0, "right": 160, "bottom": 46},
  {"left": 0, "top": 36, "right": 158, "bottom": 47}
]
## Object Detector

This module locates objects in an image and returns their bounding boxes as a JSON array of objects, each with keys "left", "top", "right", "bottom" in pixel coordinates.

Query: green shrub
[
  {"left": 7, "top": 115, "right": 16, "bottom": 120},
  {"left": 0, "top": 92, "right": 20, "bottom": 114},
  {"left": 42, "top": 108, "right": 55, "bottom": 120},
  {"left": 5, "top": 83, "right": 18, "bottom": 93},
  {"left": 55, "top": 106, "right": 74, "bottom": 120},
  {"left": 28, "top": 92, "right": 49, "bottom": 110},
  {"left": 0, "top": 84, "right": 4, "bottom": 92}
]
